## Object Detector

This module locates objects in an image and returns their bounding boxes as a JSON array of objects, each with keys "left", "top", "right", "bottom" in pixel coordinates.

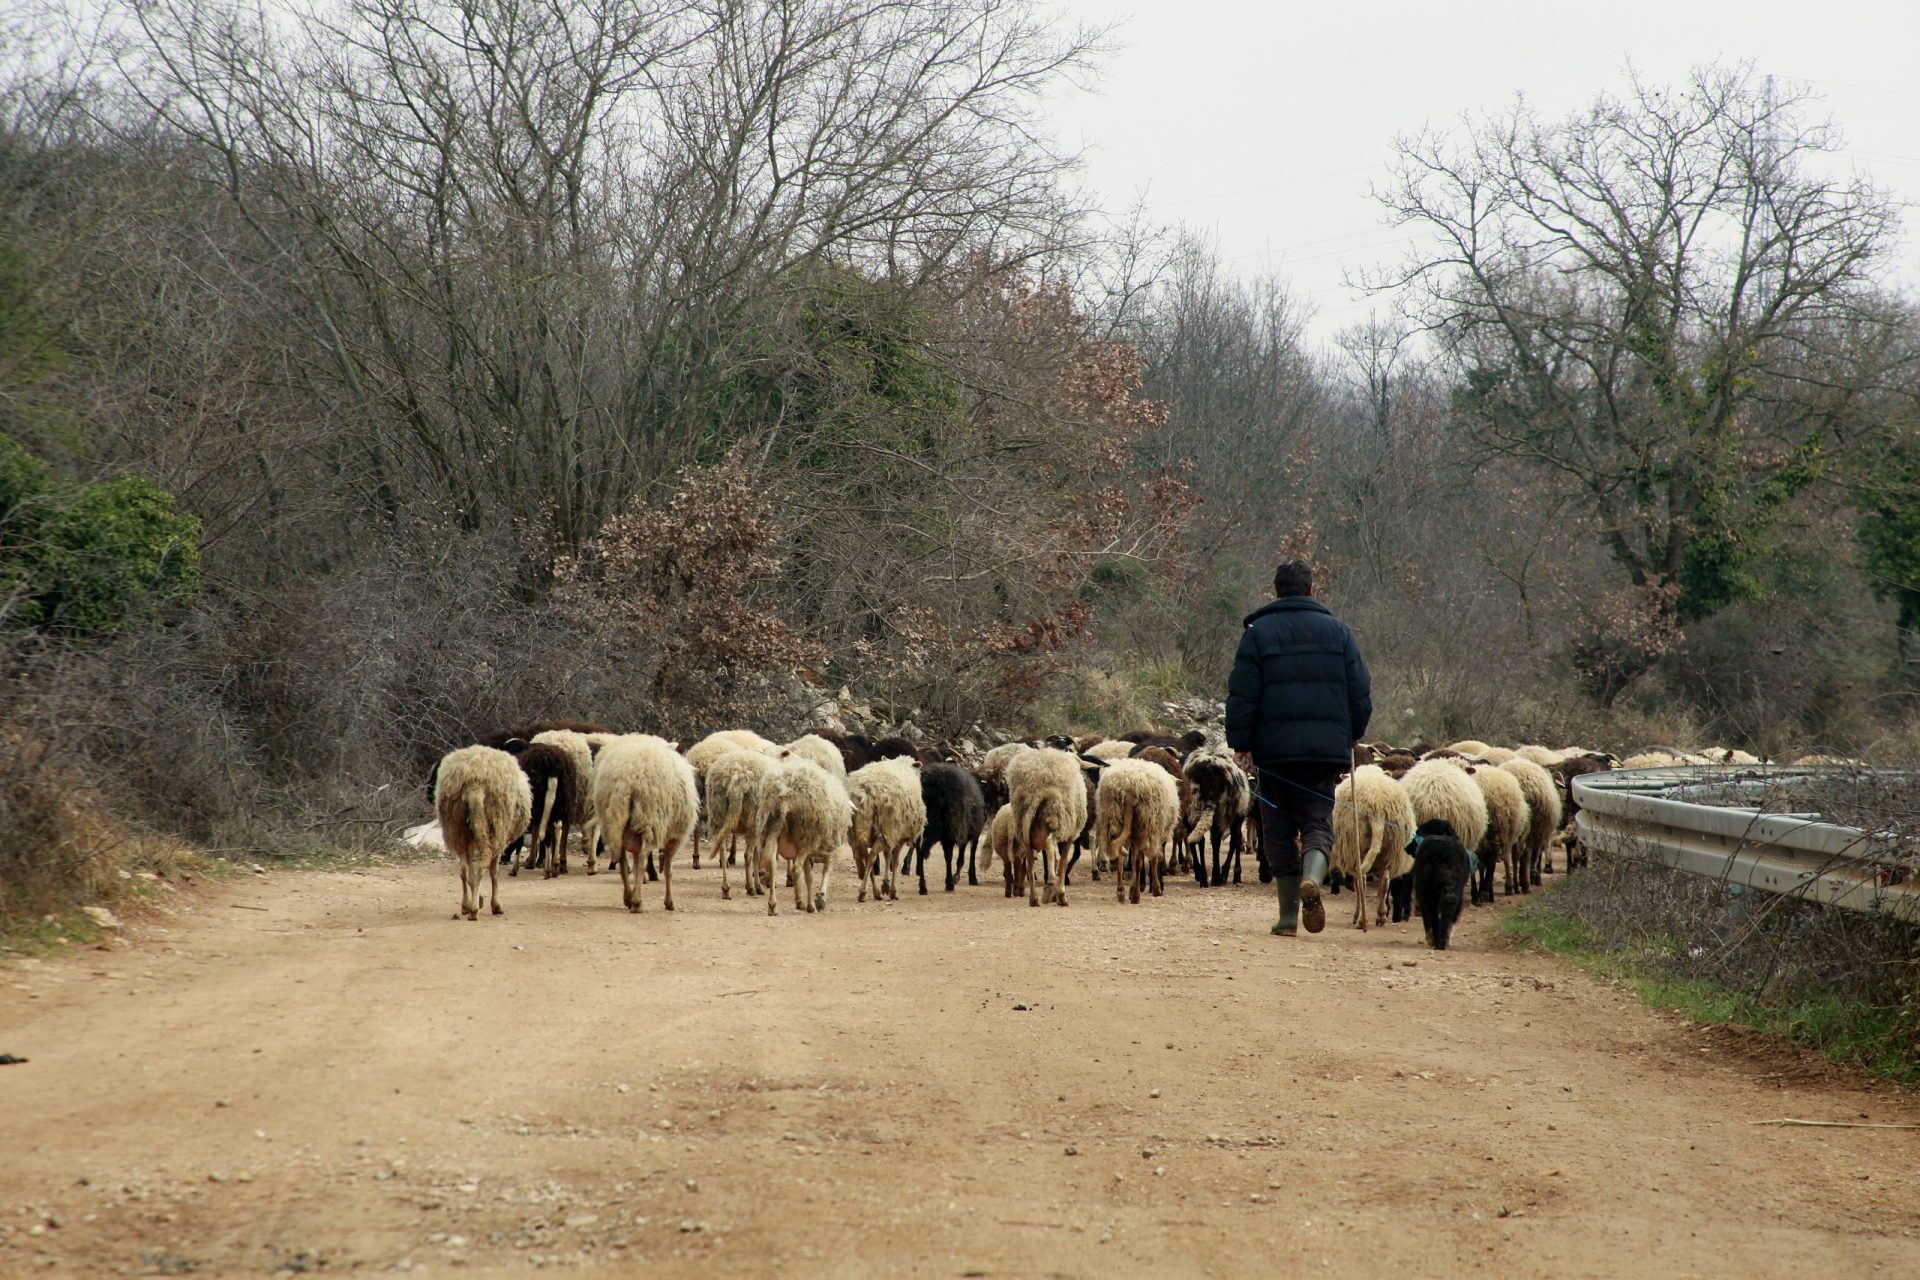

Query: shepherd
[{"left": 1226, "top": 559, "right": 1372, "bottom": 937}]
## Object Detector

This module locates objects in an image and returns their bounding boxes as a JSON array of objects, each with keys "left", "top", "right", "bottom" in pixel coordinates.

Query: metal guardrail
[{"left": 1571, "top": 765, "right": 1920, "bottom": 920}]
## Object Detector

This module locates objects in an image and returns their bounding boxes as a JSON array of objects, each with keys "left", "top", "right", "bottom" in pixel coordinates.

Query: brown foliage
[{"left": 556, "top": 453, "right": 824, "bottom": 733}]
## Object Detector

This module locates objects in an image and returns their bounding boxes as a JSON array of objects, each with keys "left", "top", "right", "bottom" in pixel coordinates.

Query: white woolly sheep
[
  {"left": 530, "top": 729, "right": 594, "bottom": 874},
  {"left": 1444, "top": 739, "right": 1493, "bottom": 757},
  {"left": 983, "top": 802, "right": 1020, "bottom": 896},
  {"left": 1331, "top": 765, "right": 1416, "bottom": 931},
  {"left": 1499, "top": 756, "right": 1561, "bottom": 885},
  {"left": 1699, "top": 746, "right": 1762, "bottom": 765},
  {"left": 1400, "top": 759, "right": 1489, "bottom": 879},
  {"left": 686, "top": 730, "right": 780, "bottom": 868},
  {"left": 1465, "top": 762, "right": 1529, "bottom": 902},
  {"left": 1006, "top": 747, "right": 1089, "bottom": 907},
  {"left": 847, "top": 757, "right": 926, "bottom": 904},
  {"left": 435, "top": 745, "right": 533, "bottom": 921},
  {"left": 703, "top": 748, "right": 779, "bottom": 901},
  {"left": 1095, "top": 758, "right": 1181, "bottom": 905},
  {"left": 757, "top": 756, "right": 852, "bottom": 915},
  {"left": 592, "top": 734, "right": 699, "bottom": 914},
  {"left": 783, "top": 734, "right": 849, "bottom": 783},
  {"left": 1082, "top": 739, "right": 1136, "bottom": 765}
]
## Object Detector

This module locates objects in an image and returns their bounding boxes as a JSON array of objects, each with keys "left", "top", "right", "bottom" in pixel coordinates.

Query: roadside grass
[{"left": 1505, "top": 876, "right": 1920, "bottom": 1088}]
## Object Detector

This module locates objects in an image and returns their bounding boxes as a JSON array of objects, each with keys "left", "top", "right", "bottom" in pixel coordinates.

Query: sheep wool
[
  {"left": 847, "top": 758, "right": 926, "bottom": 904},
  {"left": 1498, "top": 756, "right": 1561, "bottom": 884},
  {"left": 592, "top": 734, "right": 699, "bottom": 914},
  {"left": 1095, "top": 758, "right": 1181, "bottom": 905},
  {"left": 1468, "top": 763, "right": 1530, "bottom": 899},
  {"left": 784, "top": 734, "right": 849, "bottom": 783},
  {"left": 760, "top": 757, "right": 853, "bottom": 915},
  {"left": 1006, "top": 747, "right": 1088, "bottom": 907},
  {"left": 435, "top": 745, "right": 532, "bottom": 921},
  {"left": 1181, "top": 745, "right": 1252, "bottom": 887},
  {"left": 1331, "top": 765, "right": 1417, "bottom": 931},
  {"left": 1083, "top": 739, "right": 1136, "bottom": 765},
  {"left": 704, "top": 748, "right": 780, "bottom": 900},
  {"left": 985, "top": 803, "right": 1021, "bottom": 896},
  {"left": 529, "top": 729, "right": 587, "bottom": 832},
  {"left": 686, "top": 729, "right": 778, "bottom": 776},
  {"left": 1400, "top": 759, "right": 1489, "bottom": 862}
]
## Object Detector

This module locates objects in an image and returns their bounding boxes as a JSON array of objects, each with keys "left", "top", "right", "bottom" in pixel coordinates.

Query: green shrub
[{"left": 0, "top": 433, "right": 201, "bottom": 638}]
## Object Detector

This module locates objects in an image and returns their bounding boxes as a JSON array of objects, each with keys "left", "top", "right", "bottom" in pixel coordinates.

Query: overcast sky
[{"left": 1045, "top": 0, "right": 1920, "bottom": 343}]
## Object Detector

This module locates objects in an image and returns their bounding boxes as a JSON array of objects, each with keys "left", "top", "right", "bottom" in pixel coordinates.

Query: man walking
[{"left": 1225, "top": 560, "right": 1371, "bottom": 937}]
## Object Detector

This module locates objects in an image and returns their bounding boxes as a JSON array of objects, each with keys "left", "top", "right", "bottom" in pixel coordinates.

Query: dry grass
[{"left": 1509, "top": 845, "right": 1920, "bottom": 1085}]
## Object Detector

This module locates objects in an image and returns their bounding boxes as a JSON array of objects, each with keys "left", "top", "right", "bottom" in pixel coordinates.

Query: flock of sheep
[{"left": 424, "top": 718, "right": 1735, "bottom": 948}]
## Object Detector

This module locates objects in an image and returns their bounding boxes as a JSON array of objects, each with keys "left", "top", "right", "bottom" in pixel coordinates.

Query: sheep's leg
[
  {"left": 691, "top": 824, "right": 701, "bottom": 871},
  {"left": 720, "top": 829, "right": 733, "bottom": 901},
  {"left": 886, "top": 840, "right": 900, "bottom": 901},
  {"left": 619, "top": 836, "right": 642, "bottom": 913},
  {"left": 814, "top": 853, "right": 831, "bottom": 911},
  {"left": 798, "top": 856, "right": 814, "bottom": 914},
  {"left": 659, "top": 838, "right": 679, "bottom": 911},
  {"left": 915, "top": 832, "right": 933, "bottom": 896},
  {"left": 788, "top": 844, "right": 807, "bottom": 913},
  {"left": 966, "top": 836, "right": 979, "bottom": 887},
  {"left": 488, "top": 843, "right": 504, "bottom": 915},
  {"left": 944, "top": 838, "right": 958, "bottom": 893},
  {"left": 456, "top": 851, "right": 476, "bottom": 920}
]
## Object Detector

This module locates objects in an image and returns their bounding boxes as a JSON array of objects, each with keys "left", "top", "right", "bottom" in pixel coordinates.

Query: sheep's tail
[
  {"left": 464, "top": 788, "right": 495, "bottom": 863},
  {"left": 1017, "top": 792, "right": 1058, "bottom": 853},
  {"left": 532, "top": 778, "right": 559, "bottom": 859}
]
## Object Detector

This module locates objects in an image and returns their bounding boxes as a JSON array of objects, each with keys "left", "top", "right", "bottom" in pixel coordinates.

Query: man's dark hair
[{"left": 1273, "top": 559, "right": 1313, "bottom": 598}]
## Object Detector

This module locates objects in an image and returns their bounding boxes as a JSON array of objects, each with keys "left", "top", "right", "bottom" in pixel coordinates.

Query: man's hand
[{"left": 1234, "top": 750, "right": 1253, "bottom": 772}]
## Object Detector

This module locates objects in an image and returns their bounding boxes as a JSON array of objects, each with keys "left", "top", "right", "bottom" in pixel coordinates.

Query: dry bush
[
  {"left": 556, "top": 453, "right": 823, "bottom": 738},
  {"left": 0, "top": 724, "right": 202, "bottom": 934}
]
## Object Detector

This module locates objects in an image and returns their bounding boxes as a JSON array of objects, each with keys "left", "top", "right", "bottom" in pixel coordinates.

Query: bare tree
[
  {"left": 114, "top": 0, "right": 1100, "bottom": 548},
  {"left": 1369, "top": 63, "right": 1904, "bottom": 631}
]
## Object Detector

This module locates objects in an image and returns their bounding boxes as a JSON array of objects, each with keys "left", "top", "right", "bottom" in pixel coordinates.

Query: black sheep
[
  {"left": 1409, "top": 819, "right": 1471, "bottom": 950},
  {"left": 872, "top": 735, "right": 921, "bottom": 763},
  {"left": 1181, "top": 750, "right": 1250, "bottom": 887},
  {"left": 912, "top": 763, "right": 988, "bottom": 893},
  {"left": 505, "top": 744, "right": 575, "bottom": 877}
]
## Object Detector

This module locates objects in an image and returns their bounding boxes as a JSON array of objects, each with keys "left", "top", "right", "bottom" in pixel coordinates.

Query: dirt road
[{"left": 3, "top": 854, "right": 1917, "bottom": 1278}]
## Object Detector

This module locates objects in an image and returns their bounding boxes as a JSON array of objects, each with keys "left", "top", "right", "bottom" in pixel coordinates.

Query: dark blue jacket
[{"left": 1224, "top": 596, "right": 1371, "bottom": 766}]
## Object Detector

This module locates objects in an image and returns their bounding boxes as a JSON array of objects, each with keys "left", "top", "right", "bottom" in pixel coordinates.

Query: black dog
[{"left": 1408, "top": 819, "right": 1471, "bottom": 951}]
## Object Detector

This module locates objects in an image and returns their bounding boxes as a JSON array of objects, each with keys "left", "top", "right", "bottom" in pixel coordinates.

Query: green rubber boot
[
  {"left": 1272, "top": 875, "right": 1300, "bottom": 936},
  {"left": 1299, "top": 848, "right": 1329, "bottom": 934}
]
